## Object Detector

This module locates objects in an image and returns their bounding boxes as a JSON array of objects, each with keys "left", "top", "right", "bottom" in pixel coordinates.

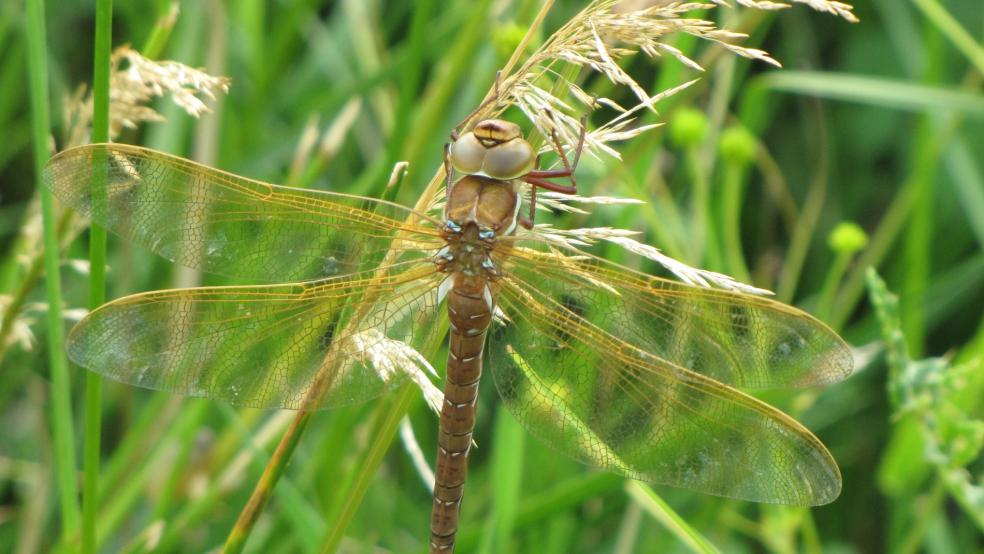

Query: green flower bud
[
  {"left": 669, "top": 108, "right": 708, "bottom": 148},
  {"left": 719, "top": 125, "right": 757, "bottom": 166},
  {"left": 828, "top": 222, "right": 869, "bottom": 254}
]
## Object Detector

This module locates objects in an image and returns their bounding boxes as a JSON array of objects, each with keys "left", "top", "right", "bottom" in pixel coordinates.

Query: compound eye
[
  {"left": 449, "top": 132, "right": 485, "bottom": 174},
  {"left": 483, "top": 138, "right": 534, "bottom": 179}
]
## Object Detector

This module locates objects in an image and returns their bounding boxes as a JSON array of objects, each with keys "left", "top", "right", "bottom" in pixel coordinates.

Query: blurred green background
[{"left": 1, "top": 1, "right": 983, "bottom": 552}]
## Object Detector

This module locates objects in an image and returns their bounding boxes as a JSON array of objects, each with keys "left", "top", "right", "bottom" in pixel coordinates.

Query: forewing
[
  {"left": 496, "top": 245, "right": 852, "bottom": 388},
  {"left": 487, "top": 271, "right": 842, "bottom": 505},
  {"left": 43, "top": 144, "right": 444, "bottom": 282},
  {"left": 67, "top": 263, "right": 445, "bottom": 410}
]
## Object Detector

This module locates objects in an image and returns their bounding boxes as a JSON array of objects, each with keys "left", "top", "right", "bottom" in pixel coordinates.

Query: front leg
[
  {"left": 443, "top": 143, "right": 455, "bottom": 190},
  {"left": 522, "top": 174, "right": 576, "bottom": 194}
]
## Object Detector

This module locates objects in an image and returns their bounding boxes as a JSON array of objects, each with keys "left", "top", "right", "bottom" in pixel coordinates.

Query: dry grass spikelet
[
  {"left": 62, "top": 45, "right": 230, "bottom": 148},
  {"left": 438, "top": 0, "right": 856, "bottom": 294}
]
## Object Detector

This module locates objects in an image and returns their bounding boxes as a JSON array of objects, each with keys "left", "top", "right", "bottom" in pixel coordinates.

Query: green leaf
[{"left": 761, "top": 71, "right": 984, "bottom": 118}]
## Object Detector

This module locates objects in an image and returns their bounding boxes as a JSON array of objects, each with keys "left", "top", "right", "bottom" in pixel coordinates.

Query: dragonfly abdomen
[{"left": 431, "top": 273, "right": 493, "bottom": 553}]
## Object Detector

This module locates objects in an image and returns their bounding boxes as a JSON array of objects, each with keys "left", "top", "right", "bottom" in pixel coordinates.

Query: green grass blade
[
  {"left": 478, "top": 408, "right": 526, "bottom": 554},
  {"left": 380, "top": 0, "right": 433, "bottom": 201},
  {"left": 625, "top": 481, "right": 721, "bottom": 554},
  {"left": 761, "top": 71, "right": 984, "bottom": 117},
  {"left": 945, "top": 137, "right": 984, "bottom": 249},
  {"left": 223, "top": 412, "right": 313, "bottom": 554},
  {"left": 25, "top": 0, "right": 81, "bottom": 542},
  {"left": 911, "top": 0, "right": 984, "bottom": 76},
  {"left": 82, "top": 1, "right": 112, "bottom": 552},
  {"left": 319, "top": 384, "right": 417, "bottom": 554}
]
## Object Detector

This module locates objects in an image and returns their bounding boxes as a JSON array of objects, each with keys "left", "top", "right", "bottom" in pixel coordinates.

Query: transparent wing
[
  {"left": 486, "top": 248, "right": 848, "bottom": 505},
  {"left": 43, "top": 144, "right": 444, "bottom": 282},
  {"left": 495, "top": 244, "right": 853, "bottom": 388},
  {"left": 67, "top": 263, "right": 446, "bottom": 410}
]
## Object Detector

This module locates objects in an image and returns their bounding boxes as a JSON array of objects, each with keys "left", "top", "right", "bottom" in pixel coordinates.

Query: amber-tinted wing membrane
[
  {"left": 43, "top": 144, "right": 443, "bottom": 282},
  {"left": 497, "top": 245, "right": 853, "bottom": 388},
  {"left": 486, "top": 247, "right": 850, "bottom": 505},
  {"left": 67, "top": 263, "right": 445, "bottom": 409}
]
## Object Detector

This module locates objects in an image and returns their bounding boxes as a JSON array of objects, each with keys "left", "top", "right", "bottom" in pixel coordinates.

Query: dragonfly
[{"left": 44, "top": 118, "right": 853, "bottom": 553}]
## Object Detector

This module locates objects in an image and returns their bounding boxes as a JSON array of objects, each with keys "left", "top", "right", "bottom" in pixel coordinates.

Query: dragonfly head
[{"left": 450, "top": 119, "right": 535, "bottom": 180}]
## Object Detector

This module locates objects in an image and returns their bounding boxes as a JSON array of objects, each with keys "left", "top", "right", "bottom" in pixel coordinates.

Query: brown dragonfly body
[
  {"left": 431, "top": 217, "right": 500, "bottom": 551},
  {"left": 431, "top": 120, "right": 576, "bottom": 551},
  {"left": 44, "top": 116, "right": 853, "bottom": 553}
]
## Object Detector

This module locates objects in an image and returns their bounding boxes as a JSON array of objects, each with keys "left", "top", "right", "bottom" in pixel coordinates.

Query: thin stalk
[
  {"left": 776, "top": 100, "right": 829, "bottom": 304},
  {"left": 831, "top": 110, "right": 960, "bottom": 330},
  {"left": 83, "top": 1, "right": 112, "bottom": 553},
  {"left": 911, "top": 0, "right": 984, "bottom": 76},
  {"left": 218, "top": 405, "right": 326, "bottom": 550},
  {"left": 380, "top": 0, "right": 434, "bottom": 201},
  {"left": 95, "top": 400, "right": 209, "bottom": 544},
  {"left": 800, "top": 509, "right": 822, "bottom": 554},
  {"left": 140, "top": 1, "right": 179, "bottom": 60},
  {"left": 899, "top": 30, "right": 944, "bottom": 358},
  {"left": 896, "top": 481, "right": 946, "bottom": 554},
  {"left": 478, "top": 408, "right": 526, "bottom": 554},
  {"left": 698, "top": 16, "right": 735, "bottom": 269},
  {"left": 155, "top": 412, "right": 295, "bottom": 552},
  {"left": 686, "top": 145, "right": 721, "bottom": 268},
  {"left": 452, "top": 472, "right": 623, "bottom": 553},
  {"left": 719, "top": 164, "right": 751, "bottom": 283},
  {"left": 97, "top": 394, "right": 175, "bottom": 505},
  {"left": 612, "top": 502, "right": 642, "bottom": 554},
  {"left": 816, "top": 250, "right": 852, "bottom": 323},
  {"left": 625, "top": 481, "right": 721, "bottom": 554},
  {"left": 398, "top": 0, "right": 494, "bottom": 191},
  {"left": 319, "top": 383, "right": 417, "bottom": 554},
  {"left": 25, "top": 0, "right": 81, "bottom": 541},
  {"left": 830, "top": 182, "right": 918, "bottom": 330},
  {"left": 223, "top": 413, "right": 313, "bottom": 554}
]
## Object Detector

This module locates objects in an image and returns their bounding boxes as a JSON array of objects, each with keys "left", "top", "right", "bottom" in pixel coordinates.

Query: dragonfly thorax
[
  {"left": 443, "top": 173, "right": 520, "bottom": 236},
  {"left": 436, "top": 222, "right": 498, "bottom": 278},
  {"left": 438, "top": 172, "right": 521, "bottom": 278}
]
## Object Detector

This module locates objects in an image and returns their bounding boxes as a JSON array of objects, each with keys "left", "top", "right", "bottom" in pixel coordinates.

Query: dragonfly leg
[
  {"left": 519, "top": 185, "right": 537, "bottom": 229},
  {"left": 519, "top": 113, "right": 586, "bottom": 228},
  {"left": 523, "top": 175, "right": 576, "bottom": 193},
  {"left": 443, "top": 143, "right": 454, "bottom": 191},
  {"left": 450, "top": 70, "right": 503, "bottom": 141},
  {"left": 525, "top": 113, "right": 587, "bottom": 188},
  {"left": 548, "top": 109, "right": 581, "bottom": 176}
]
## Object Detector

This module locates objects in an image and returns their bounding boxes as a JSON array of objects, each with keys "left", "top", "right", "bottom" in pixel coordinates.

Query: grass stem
[
  {"left": 82, "top": 1, "right": 112, "bottom": 552},
  {"left": 25, "top": 0, "right": 81, "bottom": 542},
  {"left": 719, "top": 164, "right": 751, "bottom": 282},
  {"left": 911, "top": 0, "right": 984, "bottom": 76},
  {"left": 318, "top": 384, "right": 417, "bottom": 553},
  {"left": 223, "top": 412, "right": 313, "bottom": 554},
  {"left": 625, "top": 481, "right": 721, "bottom": 554}
]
